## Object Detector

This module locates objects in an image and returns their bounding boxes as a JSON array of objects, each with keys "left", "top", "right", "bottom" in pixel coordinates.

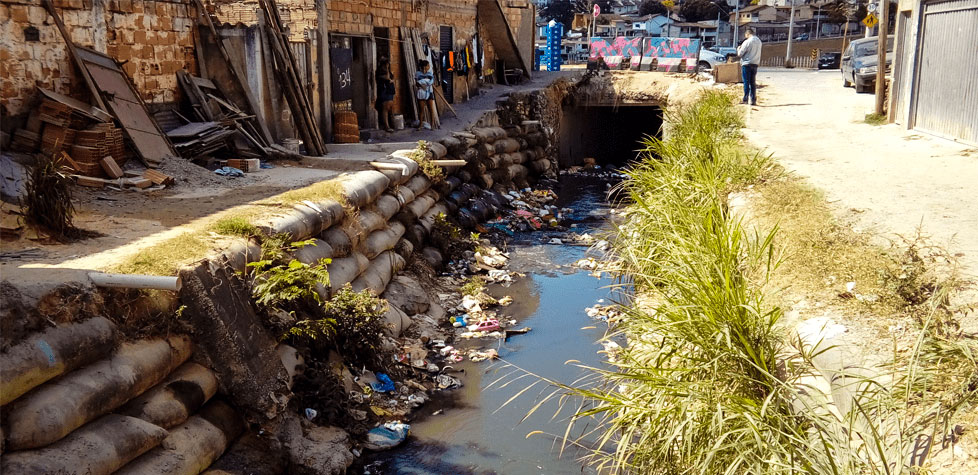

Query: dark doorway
[
  {"left": 330, "top": 35, "right": 375, "bottom": 129},
  {"left": 439, "top": 25, "right": 454, "bottom": 103},
  {"left": 558, "top": 104, "right": 663, "bottom": 167}
]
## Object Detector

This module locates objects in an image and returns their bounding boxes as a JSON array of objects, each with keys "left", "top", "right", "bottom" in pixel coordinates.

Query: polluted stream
[{"left": 363, "top": 173, "right": 626, "bottom": 474}]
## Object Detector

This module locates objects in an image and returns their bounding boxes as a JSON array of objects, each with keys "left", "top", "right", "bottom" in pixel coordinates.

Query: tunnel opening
[{"left": 558, "top": 103, "right": 663, "bottom": 168}]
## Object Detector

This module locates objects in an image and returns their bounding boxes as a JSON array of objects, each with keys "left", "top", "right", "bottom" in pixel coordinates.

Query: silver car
[{"left": 841, "top": 36, "right": 894, "bottom": 93}]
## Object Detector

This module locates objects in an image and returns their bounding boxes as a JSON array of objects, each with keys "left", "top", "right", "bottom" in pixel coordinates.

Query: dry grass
[{"left": 107, "top": 178, "right": 348, "bottom": 276}]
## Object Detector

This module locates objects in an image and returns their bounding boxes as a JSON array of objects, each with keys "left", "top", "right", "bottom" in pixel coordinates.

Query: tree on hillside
[
  {"left": 679, "top": 0, "right": 725, "bottom": 21},
  {"left": 540, "top": 0, "right": 613, "bottom": 29},
  {"left": 639, "top": 0, "right": 668, "bottom": 16}
]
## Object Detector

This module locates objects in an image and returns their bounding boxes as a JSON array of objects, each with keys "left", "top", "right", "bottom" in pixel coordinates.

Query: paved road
[{"left": 742, "top": 68, "right": 978, "bottom": 280}]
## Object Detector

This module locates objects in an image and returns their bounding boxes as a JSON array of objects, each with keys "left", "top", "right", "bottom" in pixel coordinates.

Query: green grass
[
  {"left": 212, "top": 216, "right": 260, "bottom": 237},
  {"left": 865, "top": 113, "right": 887, "bottom": 125},
  {"left": 500, "top": 90, "right": 974, "bottom": 474}
]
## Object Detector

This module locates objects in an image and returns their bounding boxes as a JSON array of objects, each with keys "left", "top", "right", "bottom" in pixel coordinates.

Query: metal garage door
[{"left": 910, "top": 0, "right": 978, "bottom": 144}]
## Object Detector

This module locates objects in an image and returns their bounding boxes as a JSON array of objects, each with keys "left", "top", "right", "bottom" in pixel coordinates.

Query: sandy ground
[{"left": 741, "top": 68, "right": 978, "bottom": 280}]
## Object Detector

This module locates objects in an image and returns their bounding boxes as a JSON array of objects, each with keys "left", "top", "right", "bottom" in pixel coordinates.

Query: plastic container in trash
[
  {"left": 392, "top": 114, "right": 405, "bottom": 130},
  {"left": 364, "top": 422, "right": 410, "bottom": 450}
]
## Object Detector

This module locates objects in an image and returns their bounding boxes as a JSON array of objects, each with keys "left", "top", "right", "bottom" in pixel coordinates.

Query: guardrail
[{"left": 761, "top": 56, "right": 817, "bottom": 69}]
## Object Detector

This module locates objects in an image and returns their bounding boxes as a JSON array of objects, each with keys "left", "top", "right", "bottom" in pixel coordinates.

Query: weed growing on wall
[{"left": 410, "top": 140, "right": 444, "bottom": 183}]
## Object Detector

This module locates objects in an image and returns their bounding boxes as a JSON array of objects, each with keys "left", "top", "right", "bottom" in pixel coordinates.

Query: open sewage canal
[{"left": 362, "top": 173, "right": 625, "bottom": 474}]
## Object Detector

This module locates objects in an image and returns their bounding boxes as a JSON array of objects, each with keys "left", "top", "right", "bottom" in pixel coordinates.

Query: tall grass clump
[{"left": 520, "top": 91, "right": 962, "bottom": 474}]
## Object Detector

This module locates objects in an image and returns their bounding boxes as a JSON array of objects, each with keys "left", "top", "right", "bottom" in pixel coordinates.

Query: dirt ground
[{"left": 741, "top": 68, "right": 978, "bottom": 280}]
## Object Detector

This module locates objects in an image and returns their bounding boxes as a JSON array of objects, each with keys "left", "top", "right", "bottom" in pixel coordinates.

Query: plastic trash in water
[
  {"left": 304, "top": 408, "right": 318, "bottom": 421},
  {"left": 364, "top": 421, "right": 410, "bottom": 451},
  {"left": 215, "top": 166, "right": 245, "bottom": 177},
  {"left": 370, "top": 373, "right": 395, "bottom": 393}
]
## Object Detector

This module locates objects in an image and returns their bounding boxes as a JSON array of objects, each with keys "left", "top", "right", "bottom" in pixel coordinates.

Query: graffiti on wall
[{"left": 589, "top": 37, "right": 701, "bottom": 71}]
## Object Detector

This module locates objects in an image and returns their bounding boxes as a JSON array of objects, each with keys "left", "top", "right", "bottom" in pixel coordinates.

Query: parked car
[
  {"left": 709, "top": 46, "right": 739, "bottom": 61},
  {"left": 794, "top": 33, "right": 810, "bottom": 41},
  {"left": 817, "top": 52, "right": 842, "bottom": 69},
  {"left": 841, "top": 36, "right": 894, "bottom": 93},
  {"left": 697, "top": 49, "right": 728, "bottom": 72}
]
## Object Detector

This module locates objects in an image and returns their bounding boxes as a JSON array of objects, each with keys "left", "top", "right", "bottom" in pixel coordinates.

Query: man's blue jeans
[{"left": 742, "top": 64, "right": 758, "bottom": 103}]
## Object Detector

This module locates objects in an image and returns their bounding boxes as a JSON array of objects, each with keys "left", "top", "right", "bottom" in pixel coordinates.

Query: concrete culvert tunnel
[{"left": 558, "top": 103, "right": 664, "bottom": 168}]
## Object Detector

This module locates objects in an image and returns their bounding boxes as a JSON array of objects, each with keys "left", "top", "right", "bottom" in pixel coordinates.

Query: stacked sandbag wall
[{"left": 0, "top": 320, "right": 262, "bottom": 474}]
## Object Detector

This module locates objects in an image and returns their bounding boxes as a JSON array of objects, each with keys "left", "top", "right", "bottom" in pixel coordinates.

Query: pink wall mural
[{"left": 589, "top": 37, "right": 701, "bottom": 72}]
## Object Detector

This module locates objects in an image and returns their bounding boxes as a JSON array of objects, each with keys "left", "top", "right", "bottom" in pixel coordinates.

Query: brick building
[{"left": 0, "top": 0, "right": 535, "bottom": 145}]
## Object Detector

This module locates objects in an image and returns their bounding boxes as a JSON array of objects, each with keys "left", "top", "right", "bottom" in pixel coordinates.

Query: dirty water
[{"left": 363, "top": 174, "right": 625, "bottom": 474}]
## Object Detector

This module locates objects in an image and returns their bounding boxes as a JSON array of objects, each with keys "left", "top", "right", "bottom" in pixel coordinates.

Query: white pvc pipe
[{"left": 88, "top": 272, "right": 182, "bottom": 291}]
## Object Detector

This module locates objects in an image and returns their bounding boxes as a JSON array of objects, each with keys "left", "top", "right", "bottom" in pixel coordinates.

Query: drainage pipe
[{"left": 88, "top": 272, "right": 182, "bottom": 292}]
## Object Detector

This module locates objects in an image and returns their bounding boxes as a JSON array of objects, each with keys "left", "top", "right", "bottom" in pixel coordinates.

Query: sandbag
[
  {"left": 325, "top": 253, "right": 370, "bottom": 296},
  {"left": 484, "top": 154, "right": 504, "bottom": 169},
  {"left": 381, "top": 276, "right": 430, "bottom": 316},
  {"left": 419, "top": 203, "right": 449, "bottom": 233},
  {"left": 460, "top": 147, "right": 479, "bottom": 163},
  {"left": 465, "top": 159, "right": 487, "bottom": 176},
  {"left": 221, "top": 239, "right": 262, "bottom": 274},
  {"left": 262, "top": 200, "right": 345, "bottom": 241},
  {"left": 397, "top": 192, "right": 437, "bottom": 223},
  {"left": 510, "top": 152, "right": 527, "bottom": 164},
  {"left": 427, "top": 141, "right": 447, "bottom": 159},
  {"left": 433, "top": 175, "right": 462, "bottom": 196},
  {"left": 421, "top": 247, "right": 444, "bottom": 270},
  {"left": 439, "top": 136, "right": 464, "bottom": 156},
  {"left": 531, "top": 158, "right": 552, "bottom": 174},
  {"left": 493, "top": 138, "right": 520, "bottom": 154},
  {"left": 4, "top": 336, "right": 192, "bottom": 451},
  {"left": 509, "top": 164, "right": 529, "bottom": 181},
  {"left": 470, "top": 127, "right": 496, "bottom": 143},
  {"left": 393, "top": 185, "right": 416, "bottom": 207},
  {"left": 363, "top": 222, "right": 406, "bottom": 259},
  {"left": 474, "top": 173, "right": 494, "bottom": 189},
  {"left": 403, "top": 175, "right": 431, "bottom": 197},
  {"left": 0, "top": 414, "right": 167, "bottom": 475},
  {"left": 351, "top": 251, "right": 406, "bottom": 295},
  {"left": 373, "top": 194, "right": 402, "bottom": 221},
  {"left": 116, "top": 400, "right": 244, "bottom": 475},
  {"left": 340, "top": 171, "right": 390, "bottom": 208},
  {"left": 476, "top": 142, "right": 495, "bottom": 158},
  {"left": 358, "top": 209, "right": 387, "bottom": 236},
  {"left": 381, "top": 305, "right": 412, "bottom": 337},
  {"left": 321, "top": 226, "right": 353, "bottom": 257},
  {"left": 117, "top": 362, "right": 219, "bottom": 429},
  {"left": 490, "top": 167, "right": 514, "bottom": 183},
  {"left": 503, "top": 125, "right": 521, "bottom": 137},
  {"left": 292, "top": 238, "right": 334, "bottom": 266},
  {"left": 456, "top": 170, "right": 473, "bottom": 183},
  {"left": 394, "top": 238, "right": 414, "bottom": 259},
  {"left": 402, "top": 223, "right": 428, "bottom": 249},
  {"left": 1, "top": 316, "right": 118, "bottom": 406}
]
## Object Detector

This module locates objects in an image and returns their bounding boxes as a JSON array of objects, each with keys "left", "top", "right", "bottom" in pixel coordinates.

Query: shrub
[{"left": 23, "top": 153, "right": 79, "bottom": 240}]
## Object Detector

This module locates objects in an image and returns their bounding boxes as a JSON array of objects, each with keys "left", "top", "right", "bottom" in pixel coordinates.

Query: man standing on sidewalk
[{"left": 738, "top": 28, "right": 762, "bottom": 105}]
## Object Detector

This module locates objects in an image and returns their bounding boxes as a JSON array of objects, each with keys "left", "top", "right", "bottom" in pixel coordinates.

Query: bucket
[
  {"left": 392, "top": 114, "right": 405, "bottom": 130},
  {"left": 282, "top": 138, "right": 302, "bottom": 154}
]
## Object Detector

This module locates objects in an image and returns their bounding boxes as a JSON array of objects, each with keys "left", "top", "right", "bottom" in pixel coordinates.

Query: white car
[{"left": 697, "top": 49, "right": 728, "bottom": 72}]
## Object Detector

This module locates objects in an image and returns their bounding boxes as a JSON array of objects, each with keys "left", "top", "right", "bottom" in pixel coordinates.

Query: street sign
[
  {"left": 867, "top": 3, "right": 877, "bottom": 12},
  {"left": 862, "top": 13, "right": 879, "bottom": 28},
  {"left": 593, "top": 4, "right": 600, "bottom": 16}
]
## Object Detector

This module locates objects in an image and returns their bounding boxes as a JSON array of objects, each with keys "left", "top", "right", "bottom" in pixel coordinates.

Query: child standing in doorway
[{"left": 415, "top": 60, "right": 437, "bottom": 130}]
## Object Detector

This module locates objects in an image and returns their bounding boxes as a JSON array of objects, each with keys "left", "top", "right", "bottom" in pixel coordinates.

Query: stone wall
[{"left": 0, "top": 0, "right": 199, "bottom": 118}]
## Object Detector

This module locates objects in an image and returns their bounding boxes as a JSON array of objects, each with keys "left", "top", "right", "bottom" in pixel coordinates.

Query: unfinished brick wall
[{"left": 0, "top": 0, "right": 199, "bottom": 119}]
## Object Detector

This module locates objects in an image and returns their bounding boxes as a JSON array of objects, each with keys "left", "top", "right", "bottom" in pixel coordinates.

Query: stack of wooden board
[
  {"left": 333, "top": 111, "right": 360, "bottom": 143},
  {"left": 166, "top": 121, "right": 237, "bottom": 158}
]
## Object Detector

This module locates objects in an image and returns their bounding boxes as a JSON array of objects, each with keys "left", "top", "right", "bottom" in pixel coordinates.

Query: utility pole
[
  {"left": 733, "top": 0, "right": 740, "bottom": 47},
  {"left": 815, "top": 5, "right": 821, "bottom": 39},
  {"left": 874, "top": 0, "right": 889, "bottom": 115},
  {"left": 785, "top": 0, "right": 797, "bottom": 67}
]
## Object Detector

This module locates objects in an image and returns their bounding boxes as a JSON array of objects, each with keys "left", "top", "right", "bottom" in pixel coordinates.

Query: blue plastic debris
[
  {"left": 370, "top": 373, "right": 395, "bottom": 393},
  {"left": 215, "top": 166, "right": 245, "bottom": 177},
  {"left": 364, "top": 421, "right": 410, "bottom": 451},
  {"left": 260, "top": 162, "right": 274, "bottom": 169}
]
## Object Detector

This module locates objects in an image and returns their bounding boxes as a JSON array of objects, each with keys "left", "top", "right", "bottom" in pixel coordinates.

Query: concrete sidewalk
[{"left": 743, "top": 68, "right": 978, "bottom": 279}]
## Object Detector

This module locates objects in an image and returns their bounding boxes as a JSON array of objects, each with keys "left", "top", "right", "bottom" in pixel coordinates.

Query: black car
[{"left": 818, "top": 52, "right": 842, "bottom": 69}]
